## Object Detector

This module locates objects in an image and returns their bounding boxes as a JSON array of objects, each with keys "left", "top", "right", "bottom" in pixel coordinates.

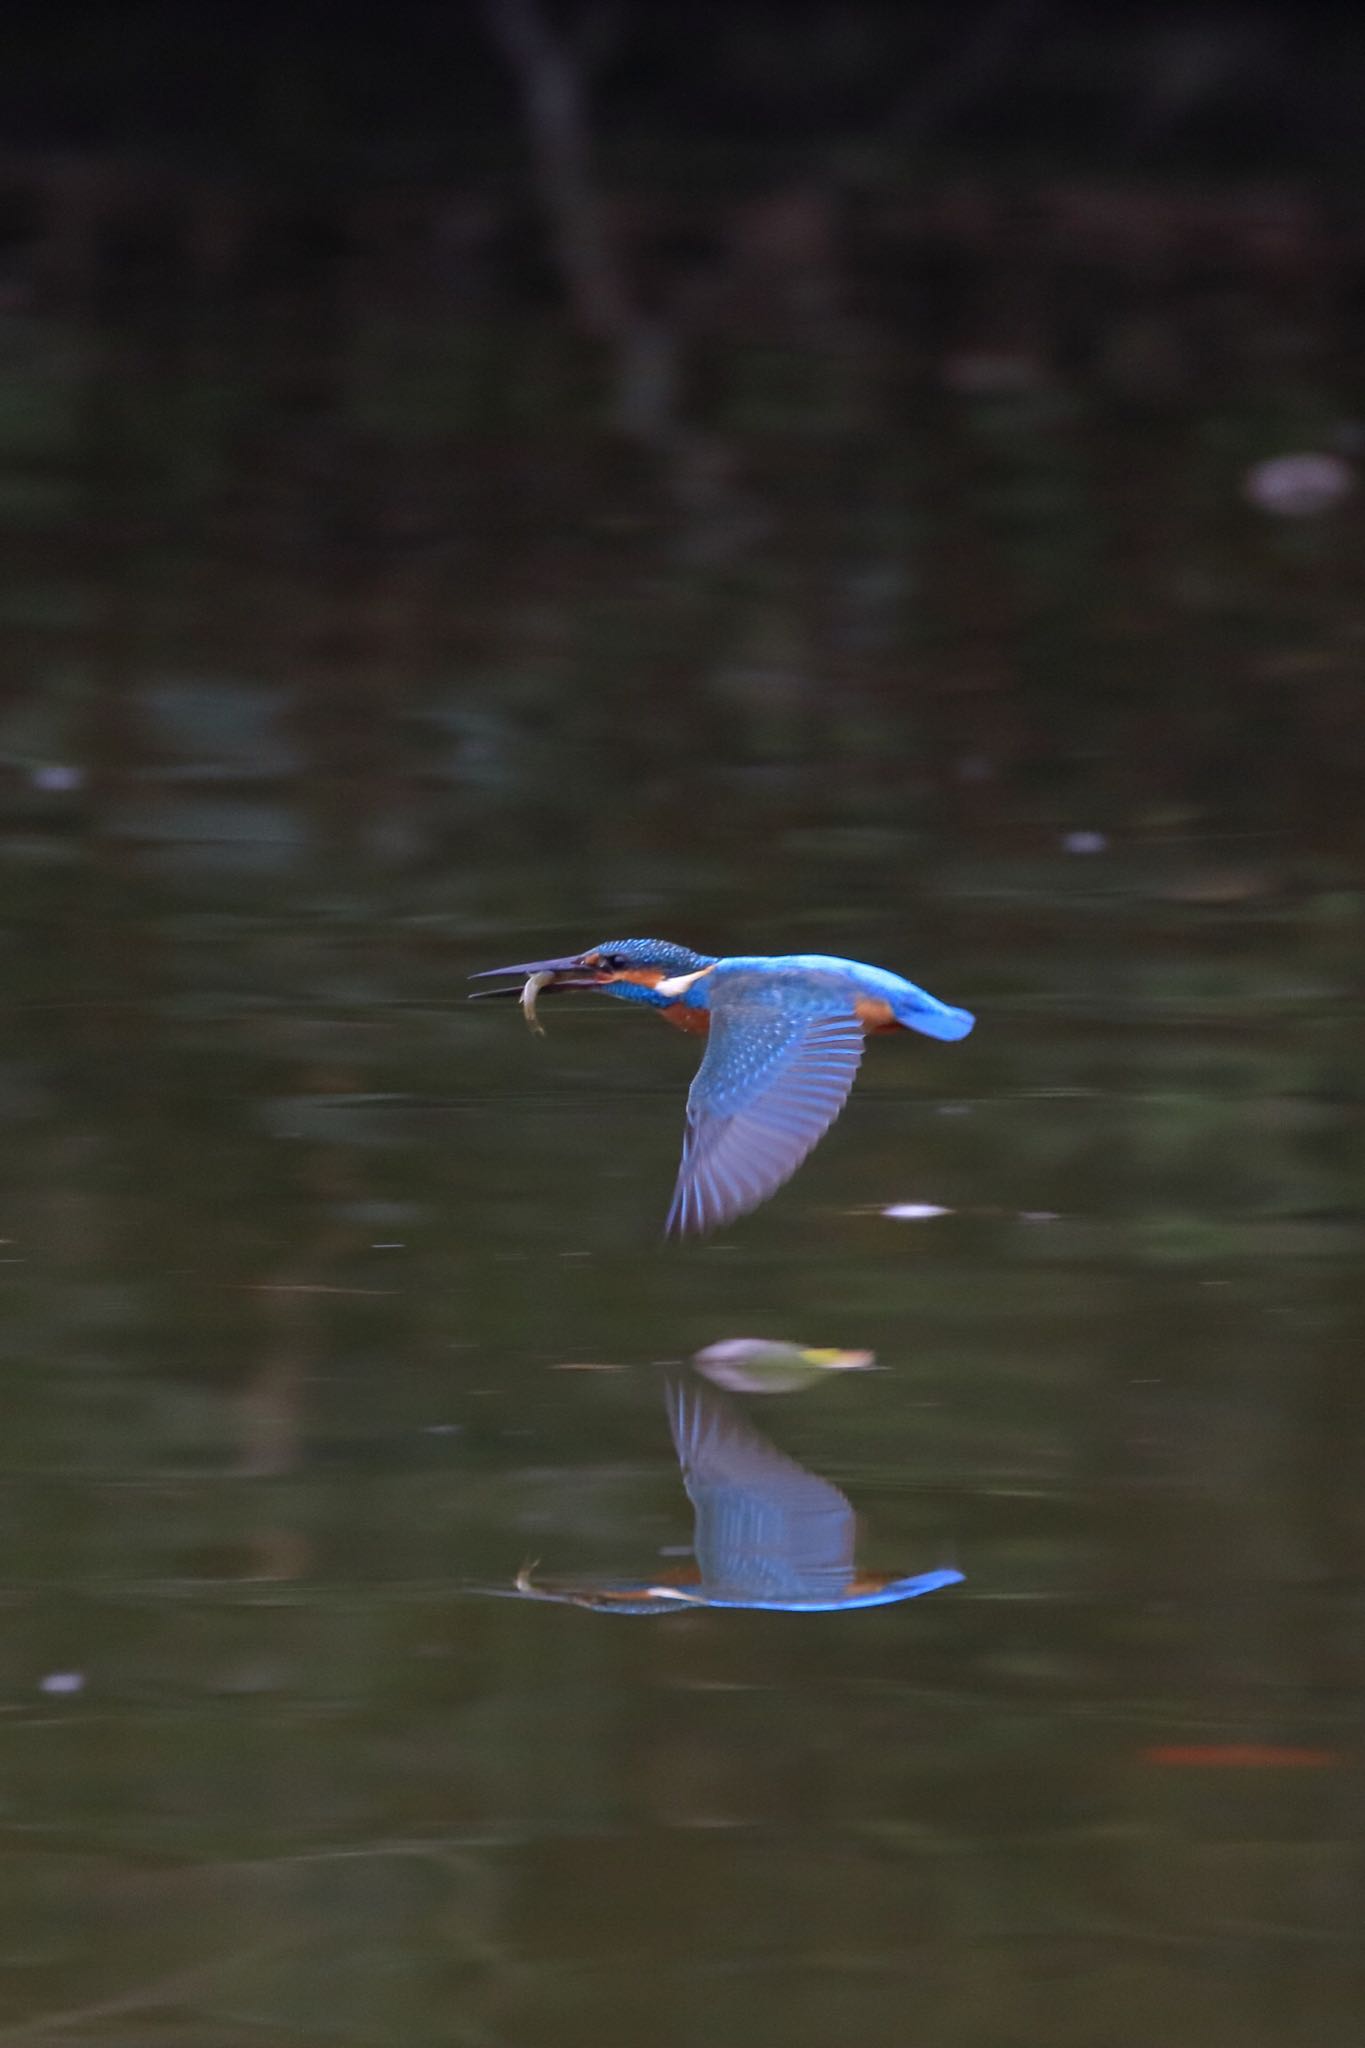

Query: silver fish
[{"left": 521, "top": 969, "right": 554, "bottom": 1037}]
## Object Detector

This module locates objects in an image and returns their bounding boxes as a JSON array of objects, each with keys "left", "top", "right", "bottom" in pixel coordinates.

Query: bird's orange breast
[
  {"left": 662, "top": 996, "right": 893, "bottom": 1036},
  {"left": 853, "top": 995, "right": 899, "bottom": 1034},
  {"left": 661, "top": 1002, "right": 711, "bottom": 1036}
]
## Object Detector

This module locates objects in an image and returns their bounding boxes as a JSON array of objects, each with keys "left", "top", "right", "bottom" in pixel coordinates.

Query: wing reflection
[{"left": 506, "top": 1371, "right": 963, "bottom": 1615}]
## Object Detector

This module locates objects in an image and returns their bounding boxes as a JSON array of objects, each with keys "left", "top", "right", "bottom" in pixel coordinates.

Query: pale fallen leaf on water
[{"left": 692, "top": 1338, "right": 876, "bottom": 1395}]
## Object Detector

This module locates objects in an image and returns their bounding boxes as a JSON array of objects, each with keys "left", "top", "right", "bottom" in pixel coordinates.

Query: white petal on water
[
  {"left": 31, "top": 763, "right": 83, "bottom": 793},
  {"left": 39, "top": 1672, "right": 86, "bottom": 1695},
  {"left": 1062, "top": 829, "right": 1108, "bottom": 854},
  {"left": 1243, "top": 451, "right": 1354, "bottom": 517}
]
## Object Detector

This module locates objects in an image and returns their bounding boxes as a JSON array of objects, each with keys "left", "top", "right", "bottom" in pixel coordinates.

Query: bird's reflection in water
[{"left": 509, "top": 1371, "right": 963, "bottom": 1614}]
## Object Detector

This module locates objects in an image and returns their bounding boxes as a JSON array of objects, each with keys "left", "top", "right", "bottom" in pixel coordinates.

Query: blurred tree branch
[
  {"left": 480, "top": 0, "right": 629, "bottom": 338},
  {"left": 480, "top": 0, "right": 761, "bottom": 566},
  {"left": 480, "top": 0, "right": 680, "bottom": 447},
  {"left": 571, "top": 1, "right": 625, "bottom": 81}
]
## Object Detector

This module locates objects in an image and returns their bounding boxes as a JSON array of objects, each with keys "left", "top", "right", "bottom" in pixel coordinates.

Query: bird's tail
[{"left": 892, "top": 987, "right": 975, "bottom": 1041}]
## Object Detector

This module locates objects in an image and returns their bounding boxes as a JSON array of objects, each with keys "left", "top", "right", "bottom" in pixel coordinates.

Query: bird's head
[{"left": 469, "top": 937, "right": 714, "bottom": 1001}]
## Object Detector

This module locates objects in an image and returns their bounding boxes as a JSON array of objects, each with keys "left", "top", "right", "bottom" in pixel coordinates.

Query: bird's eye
[{"left": 604, "top": 953, "right": 628, "bottom": 970}]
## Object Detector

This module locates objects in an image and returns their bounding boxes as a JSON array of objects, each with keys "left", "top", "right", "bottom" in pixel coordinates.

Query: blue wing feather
[
  {"left": 666, "top": 1373, "right": 856, "bottom": 1601},
  {"left": 665, "top": 976, "right": 865, "bottom": 1236}
]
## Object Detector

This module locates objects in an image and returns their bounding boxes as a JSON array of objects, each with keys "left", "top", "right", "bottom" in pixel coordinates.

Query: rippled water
[{"left": 2, "top": 855, "right": 1361, "bottom": 2046}]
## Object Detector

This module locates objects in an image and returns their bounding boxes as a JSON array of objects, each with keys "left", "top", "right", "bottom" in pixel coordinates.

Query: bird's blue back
[
  {"left": 604, "top": 949, "right": 972, "bottom": 1041},
  {"left": 712, "top": 954, "right": 974, "bottom": 1041}
]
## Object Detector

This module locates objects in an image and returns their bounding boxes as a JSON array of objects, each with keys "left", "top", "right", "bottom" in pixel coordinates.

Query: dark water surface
[
  {"left": 3, "top": 108, "right": 1365, "bottom": 2041},
  {"left": 2, "top": 853, "right": 1362, "bottom": 2046}
]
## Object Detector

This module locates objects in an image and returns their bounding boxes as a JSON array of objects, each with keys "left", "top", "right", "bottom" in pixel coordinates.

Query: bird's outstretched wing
[
  {"left": 666, "top": 1371, "right": 856, "bottom": 1601},
  {"left": 665, "top": 973, "right": 864, "bottom": 1236}
]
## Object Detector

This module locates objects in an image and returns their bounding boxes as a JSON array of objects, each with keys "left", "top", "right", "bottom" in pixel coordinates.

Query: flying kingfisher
[
  {"left": 502, "top": 1369, "right": 964, "bottom": 1615},
  {"left": 471, "top": 937, "right": 974, "bottom": 1235}
]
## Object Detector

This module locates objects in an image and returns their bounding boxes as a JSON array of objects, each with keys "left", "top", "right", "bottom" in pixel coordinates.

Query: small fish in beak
[
  {"left": 521, "top": 970, "right": 555, "bottom": 1037},
  {"left": 468, "top": 953, "right": 606, "bottom": 1025}
]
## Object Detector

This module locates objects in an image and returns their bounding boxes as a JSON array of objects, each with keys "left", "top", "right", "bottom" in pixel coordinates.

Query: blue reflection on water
[{"left": 503, "top": 1369, "right": 963, "bottom": 1614}]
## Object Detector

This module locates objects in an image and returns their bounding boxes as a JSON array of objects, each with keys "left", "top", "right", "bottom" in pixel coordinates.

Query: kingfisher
[
  {"left": 471, "top": 936, "right": 974, "bottom": 1235},
  {"left": 503, "top": 1370, "right": 964, "bottom": 1615}
]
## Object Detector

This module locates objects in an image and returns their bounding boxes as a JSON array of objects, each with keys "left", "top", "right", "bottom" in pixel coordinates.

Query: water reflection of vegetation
[{"left": 2, "top": 156, "right": 1365, "bottom": 893}]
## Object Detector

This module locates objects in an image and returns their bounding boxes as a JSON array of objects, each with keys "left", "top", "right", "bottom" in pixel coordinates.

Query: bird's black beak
[{"left": 467, "top": 953, "right": 605, "bottom": 1000}]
